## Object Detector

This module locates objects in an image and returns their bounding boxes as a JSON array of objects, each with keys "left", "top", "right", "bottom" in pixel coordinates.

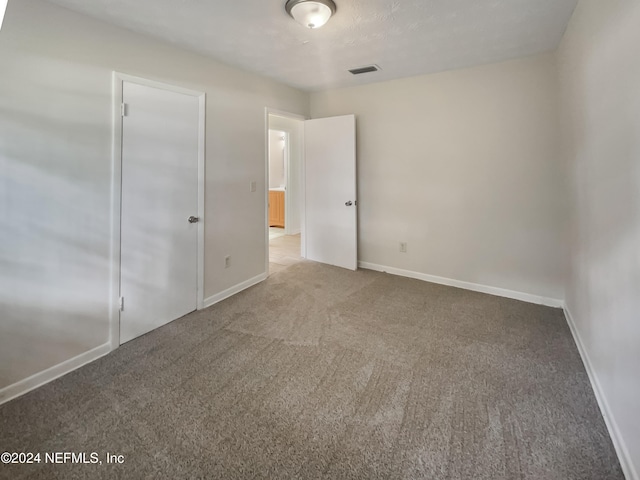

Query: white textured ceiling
[{"left": 44, "top": 0, "right": 578, "bottom": 91}]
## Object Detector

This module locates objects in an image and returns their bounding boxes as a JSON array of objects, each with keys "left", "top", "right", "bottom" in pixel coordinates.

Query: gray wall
[
  {"left": 0, "top": 0, "right": 309, "bottom": 390},
  {"left": 311, "top": 53, "right": 566, "bottom": 301},
  {"left": 558, "top": 0, "right": 640, "bottom": 477},
  {"left": 3, "top": 8, "right": 638, "bottom": 477}
]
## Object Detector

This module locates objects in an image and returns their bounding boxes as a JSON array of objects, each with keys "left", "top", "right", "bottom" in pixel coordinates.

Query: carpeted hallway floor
[{"left": 0, "top": 262, "right": 623, "bottom": 479}]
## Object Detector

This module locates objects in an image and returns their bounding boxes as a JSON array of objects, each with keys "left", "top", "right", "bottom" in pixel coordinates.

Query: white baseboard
[
  {"left": 563, "top": 306, "right": 638, "bottom": 480},
  {"left": 201, "top": 272, "right": 268, "bottom": 309},
  {"left": 358, "top": 262, "right": 563, "bottom": 307},
  {"left": 0, "top": 273, "right": 267, "bottom": 406},
  {"left": 0, "top": 342, "right": 112, "bottom": 406}
]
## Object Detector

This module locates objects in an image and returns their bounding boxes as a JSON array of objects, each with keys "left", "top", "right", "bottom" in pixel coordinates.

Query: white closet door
[{"left": 120, "top": 81, "right": 199, "bottom": 344}]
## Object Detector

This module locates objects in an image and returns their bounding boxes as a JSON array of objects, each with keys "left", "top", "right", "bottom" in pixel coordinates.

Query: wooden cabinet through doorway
[{"left": 269, "top": 190, "right": 285, "bottom": 228}]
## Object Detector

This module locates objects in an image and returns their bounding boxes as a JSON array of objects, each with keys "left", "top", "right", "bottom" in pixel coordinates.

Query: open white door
[
  {"left": 304, "top": 115, "right": 357, "bottom": 270},
  {"left": 119, "top": 81, "right": 200, "bottom": 344}
]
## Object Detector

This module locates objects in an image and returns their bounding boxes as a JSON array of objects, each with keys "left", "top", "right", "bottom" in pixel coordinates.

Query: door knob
[
  {"left": 188, "top": 216, "right": 199, "bottom": 223},
  {"left": 345, "top": 201, "right": 353, "bottom": 206}
]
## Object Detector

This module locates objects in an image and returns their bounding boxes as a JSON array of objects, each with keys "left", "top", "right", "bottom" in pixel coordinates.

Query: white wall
[
  {"left": 558, "top": 1, "right": 640, "bottom": 478},
  {"left": 311, "top": 53, "right": 565, "bottom": 302},
  {"left": 0, "top": 0, "right": 308, "bottom": 392},
  {"left": 268, "top": 130, "right": 286, "bottom": 189}
]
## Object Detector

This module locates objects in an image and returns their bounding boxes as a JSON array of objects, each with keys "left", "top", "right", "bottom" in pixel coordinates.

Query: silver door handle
[
  {"left": 345, "top": 201, "right": 353, "bottom": 206},
  {"left": 188, "top": 216, "right": 199, "bottom": 223}
]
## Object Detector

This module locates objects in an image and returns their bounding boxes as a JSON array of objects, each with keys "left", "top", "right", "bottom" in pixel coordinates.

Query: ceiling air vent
[{"left": 348, "top": 65, "right": 380, "bottom": 75}]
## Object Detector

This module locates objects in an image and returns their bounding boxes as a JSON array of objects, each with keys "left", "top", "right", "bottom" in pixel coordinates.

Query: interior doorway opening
[
  {"left": 265, "top": 110, "right": 358, "bottom": 275},
  {"left": 268, "top": 129, "right": 287, "bottom": 235},
  {"left": 266, "top": 111, "right": 304, "bottom": 275}
]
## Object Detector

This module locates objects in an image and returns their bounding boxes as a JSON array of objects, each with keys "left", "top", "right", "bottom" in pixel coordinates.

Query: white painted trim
[
  {"left": 109, "top": 72, "right": 124, "bottom": 350},
  {"left": 0, "top": 0, "right": 7, "bottom": 32},
  {"left": 264, "top": 109, "right": 271, "bottom": 276},
  {"left": 196, "top": 93, "right": 206, "bottom": 310},
  {"left": 358, "top": 261, "right": 564, "bottom": 307},
  {"left": 267, "top": 108, "right": 307, "bottom": 121},
  {"left": 111, "top": 72, "right": 206, "bottom": 347},
  {"left": 563, "top": 306, "right": 639, "bottom": 480},
  {"left": 202, "top": 272, "right": 268, "bottom": 309},
  {"left": 299, "top": 122, "right": 306, "bottom": 259},
  {"left": 283, "top": 131, "right": 292, "bottom": 236},
  {"left": 114, "top": 72, "right": 206, "bottom": 98},
  {"left": 0, "top": 343, "right": 111, "bottom": 406}
]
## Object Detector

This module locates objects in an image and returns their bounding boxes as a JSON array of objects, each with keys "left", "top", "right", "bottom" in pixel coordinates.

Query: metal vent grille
[{"left": 348, "top": 65, "right": 379, "bottom": 75}]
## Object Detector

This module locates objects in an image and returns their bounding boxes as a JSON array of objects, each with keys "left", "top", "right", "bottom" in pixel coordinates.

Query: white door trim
[
  {"left": 282, "top": 131, "right": 291, "bottom": 235},
  {"left": 110, "top": 72, "right": 206, "bottom": 351},
  {"left": 264, "top": 108, "right": 307, "bottom": 275}
]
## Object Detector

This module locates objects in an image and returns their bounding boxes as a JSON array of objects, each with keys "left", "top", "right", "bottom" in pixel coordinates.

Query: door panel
[
  {"left": 120, "top": 81, "right": 199, "bottom": 344},
  {"left": 304, "top": 115, "right": 357, "bottom": 270}
]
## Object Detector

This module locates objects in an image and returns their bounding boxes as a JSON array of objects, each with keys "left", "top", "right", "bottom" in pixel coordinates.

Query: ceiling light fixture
[{"left": 285, "top": 0, "right": 336, "bottom": 29}]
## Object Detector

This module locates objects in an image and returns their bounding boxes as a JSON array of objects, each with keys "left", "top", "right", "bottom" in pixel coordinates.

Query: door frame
[
  {"left": 109, "top": 72, "right": 206, "bottom": 350},
  {"left": 281, "top": 131, "right": 291, "bottom": 235},
  {"left": 264, "top": 108, "right": 307, "bottom": 274}
]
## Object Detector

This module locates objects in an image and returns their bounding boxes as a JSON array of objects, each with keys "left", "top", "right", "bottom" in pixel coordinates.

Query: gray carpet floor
[{"left": 0, "top": 262, "right": 623, "bottom": 479}]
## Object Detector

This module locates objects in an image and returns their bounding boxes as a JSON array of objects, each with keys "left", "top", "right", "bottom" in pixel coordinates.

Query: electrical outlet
[
  {"left": 399, "top": 242, "right": 407, "bottom": 253},
  {"left": 250, "top": 181, "right": 257, "bottom": 192},
  {"left": 225, "top": 255, "right": 231, "bottom": 268}
]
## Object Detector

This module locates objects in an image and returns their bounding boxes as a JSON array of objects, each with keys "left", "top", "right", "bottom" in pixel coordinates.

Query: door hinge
[
  {"left": 119, "top": 296, "right": 124, "bottom": 311},
  {"left": 121, "top": 103, "right": 128, "bottom": 117}
]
